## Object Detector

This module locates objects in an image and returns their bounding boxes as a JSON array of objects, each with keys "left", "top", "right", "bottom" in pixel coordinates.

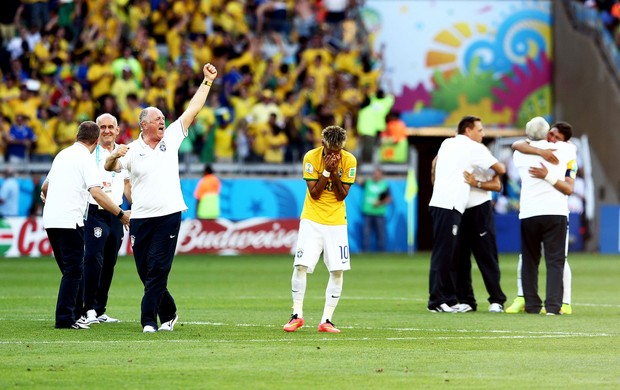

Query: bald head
[{"left": 96, "top": 113, "right": 118, "bottom": 127}]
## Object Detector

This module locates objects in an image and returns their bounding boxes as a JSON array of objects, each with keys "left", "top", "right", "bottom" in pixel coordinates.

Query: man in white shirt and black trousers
[
  {"left": 42, "top": 121, "right": 131, "bottom": 330},
  {"left": 105, "top": 63, "right": 218, "bottom": 333},
  {"left": 81, "top": 113, "right": 132, "bottom": 325},
  {"left": 428, "top": 116, "right": 506, "bottom": 313},
  {"left": 513, "top": 121, "right": 576, "bottom": 315}
]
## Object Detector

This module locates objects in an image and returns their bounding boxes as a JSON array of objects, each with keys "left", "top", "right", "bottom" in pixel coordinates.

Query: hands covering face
[{"left": 324, "top": 151, "right": 341, "bottom": 173}]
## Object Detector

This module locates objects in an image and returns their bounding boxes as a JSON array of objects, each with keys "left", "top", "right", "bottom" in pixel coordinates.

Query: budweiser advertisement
[{"left": 1, "top": 217, "right": 299, "bottom": 258}]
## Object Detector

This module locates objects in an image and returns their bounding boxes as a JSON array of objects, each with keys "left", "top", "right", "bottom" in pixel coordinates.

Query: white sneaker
[
  {"left": 489, "top": 303, "right": 504, "bottom": 313},
  {"left": 158, "top": 314, "right": 179, "bottom": 331},
  {"left": 143, "top": 325, "right": 157, "bottom": 333},
  {"left": 71, "top": 321, "right": 90, "bottom": 329},
  {"left": 97, "top": 314, "right": 120, "bottom": 323},
  {"left": 428, "top": 303, "right": 456, "bottom": 313},
  {"left": 452, "top": 303, "right": 474, "bottom": 313},
  {"left": 85, "top": 309, "right": 100, "bottom": 325}
]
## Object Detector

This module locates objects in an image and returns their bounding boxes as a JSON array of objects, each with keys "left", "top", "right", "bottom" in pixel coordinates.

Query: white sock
[
  {"left": 516, "top": 255, "right": 523, "bottom": 297},
  {"left": 321, "top": 271, "right": 343, "bottom": 323},
  {"left": 562, "top": 261, "right": 572, "bottom": 304},
  {"left": 291, "top": 265, "right": 307, "bottom": 318}
]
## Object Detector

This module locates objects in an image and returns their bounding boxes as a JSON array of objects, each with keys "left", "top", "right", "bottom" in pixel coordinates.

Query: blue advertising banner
[
  {"left": 3, "top": 177, "right": 412, "bottom": 254},
  {"left": 183, "top": 178, "right": 410, "bottom": 253}
]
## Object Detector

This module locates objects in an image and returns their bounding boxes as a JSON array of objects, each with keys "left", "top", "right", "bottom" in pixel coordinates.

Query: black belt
[{"left": 88, "top": 203, "right": 122, "bottom": 213}]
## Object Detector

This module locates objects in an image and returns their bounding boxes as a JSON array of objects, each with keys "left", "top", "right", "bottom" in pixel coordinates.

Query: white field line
[
  {"left": 5, "top": 318, "right": 617, "bottom": 337},
  {"left": 2, "top": 295, "right": 620, "bottom": 308},
  {"left": 0, "top": 333, "right": 613, "bottom": 345},
  {"left": 0, "top": 321, "right": 614, "bottom": 345}
]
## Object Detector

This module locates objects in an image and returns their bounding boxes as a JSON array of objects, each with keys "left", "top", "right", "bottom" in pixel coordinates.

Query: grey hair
[
  {"left": 322, "top": 125, "right": 347, "bottom": 150},
  {"left": 138, "top": 107, "right": 153, "bottom": 132},
  {"left": 525, "top": 116, "right": 549, "bottom": 141},
  {"left": 95, "top": 113, "right": 118, "bottom": 127}
]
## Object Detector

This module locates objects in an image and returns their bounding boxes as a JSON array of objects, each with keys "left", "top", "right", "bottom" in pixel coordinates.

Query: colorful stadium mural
[{"left": 363, "top": 0, "right": 552, "bottom": 127}]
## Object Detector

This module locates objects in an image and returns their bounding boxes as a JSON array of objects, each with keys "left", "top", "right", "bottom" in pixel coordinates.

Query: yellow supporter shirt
[
  {"left": 0, "top": 85, "right": 20, "bottom": 118},
  {"left": 248, "top": 122, "right": 270, "bottom": 157},
  {"left": 225, "top": 52, "right": 253, "bottom": 74},
  {"left": 304, "top": 120, "right": 323, "bottom": 148},
  {"left": 127, "top": 2, "right": 150, "bottom": 33},
  {"left": 171, "top": 0, "right": 190, "bottom": 17},
  {"left": 145, "top": 86, "right": 172, "bottom": 113},
  {"left": 263, "top": 131, "right": 288, "bottom": 163},
  {"left": 33, "top": 41, "right": 51, "bottom": 65},
  {"left": 87, "top": 63, "right": 114, "bottom": 99},
  {"left": 345, "top": 127, "right": 358, "bottom": 154},
  {"left": 301, "top": 48, "right": 332, "bottom": 71},
  {"left": 55, "top": 120, "right": 79, "bottom": 151},
  {"left": 166, "top": 29, "right": 183, "bottom": 61},
  {"left": 334, "top": 49, "right": 361, "bottom": 76},
  {"left": 31, "top": 117, "right": 59, "bottom": 156},
  {"left": 192, "top": 43, "right": 212, "bottom": 67},
  {"left": 359, "top": 68, "right": 381, "bottom": 95},
  {"left": 195, "top": 107, "right": 216, "bottom": 132},
  {"left": 307, "top": 64, "right": 331, "bottom": 105},
  {"left": 300, "top": 147, "right": 357, "bottom": 225},
  {"left": 214, "top": 124, "right": 235, "bottom": 161},
  {"left": 189, "top": 2, "right": 208, "bottom": 34},
  {"left": 75, "top": 99, "right": 95, "bottom": 121},
  {"left": 229, "top": 94, "right": 256, "bottom": 126},
  {"left": 9, "top": 98, "right": 40, "bottom": 122},
  {"left": 150, "top": 8, "right": 168, "bottom": 38},
  {"left": 121, "top": 105, "right": 142, "bottom": 138}
]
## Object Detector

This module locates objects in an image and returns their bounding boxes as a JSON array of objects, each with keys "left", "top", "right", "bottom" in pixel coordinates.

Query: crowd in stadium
[{"left": 0, "top": 0, "right": 404, "bottom": 166}]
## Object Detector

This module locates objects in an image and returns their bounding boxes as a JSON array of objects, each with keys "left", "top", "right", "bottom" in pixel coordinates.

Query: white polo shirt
[
  {"left": 466, "top": 166, "right": 495, "bottom": 208},
  {"left": 88, "top": 144, "right": 129, "bottom": 207},
  {"left": 513, "top": 140, "right": 576, "bottom": 219},
  {"left": 43, "top": 142, "right": 102, "bottom": 229},
  {"left": 430, "top": 135, "right": 499, "bottom": 214},
  {"left": 118, "top": 119, "right": 188, "bottom": 218}
]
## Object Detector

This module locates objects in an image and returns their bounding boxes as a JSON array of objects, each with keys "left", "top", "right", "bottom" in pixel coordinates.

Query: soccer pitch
[{"left": 1, "top": 253, "right": 619, "bottom": 389}]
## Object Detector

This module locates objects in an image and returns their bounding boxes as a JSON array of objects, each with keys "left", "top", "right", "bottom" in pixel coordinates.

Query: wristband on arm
[{"left": 544, "top": 173, "right": 558, "bottom": 186}]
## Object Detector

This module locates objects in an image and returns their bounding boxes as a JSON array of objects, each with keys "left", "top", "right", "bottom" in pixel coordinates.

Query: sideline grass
[{"left": 1, "top": 253, "right": 619, "bottom": 389}]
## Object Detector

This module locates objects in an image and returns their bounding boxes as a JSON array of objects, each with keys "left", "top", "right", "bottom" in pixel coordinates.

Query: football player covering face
[{"left": 323, "top": 143, "right": 342, "bottom": 172}]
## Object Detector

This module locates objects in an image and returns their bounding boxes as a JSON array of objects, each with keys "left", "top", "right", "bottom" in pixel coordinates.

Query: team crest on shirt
[
  {"left": 348, "top": 167, "right": 356, "bottom": 178},
  {"left": 296, "top": 248, "right": 304, "bottom": 258},
  {"left": 94, "top": 227, "right": 102, "bottom": 238},
  {"left": 452, "top": 225, "right": 458, "bottom": 236},
  {"left": 338, "top": 168, "right": 343, "bottom": 178},
  {"left": 305, "top": 163, "right": 314, "bottom": 174},
  {"left": 159, "top": 142, "right": 166, "bottom": 152},
  {"left": 130, "top": 235, "right": 135, "bottom": 247}
]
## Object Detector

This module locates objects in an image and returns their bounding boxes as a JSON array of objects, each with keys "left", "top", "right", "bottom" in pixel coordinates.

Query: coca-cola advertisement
[{"left": 0, "top": 217, "right": 299, "bottom": 258}]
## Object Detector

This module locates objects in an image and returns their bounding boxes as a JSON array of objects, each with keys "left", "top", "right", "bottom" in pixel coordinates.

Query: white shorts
[{"left": 293, "top": 219, "right": 351, "bottom": 273}]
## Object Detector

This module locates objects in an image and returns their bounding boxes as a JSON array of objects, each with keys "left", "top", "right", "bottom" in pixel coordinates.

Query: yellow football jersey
[{"left": 300, "top": 147, "right": 357, "bottom": 225}]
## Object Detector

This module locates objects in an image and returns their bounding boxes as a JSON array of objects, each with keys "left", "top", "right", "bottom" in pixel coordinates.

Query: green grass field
[{"left": 1, "top": 252, "right": 619, "bottom": 389}]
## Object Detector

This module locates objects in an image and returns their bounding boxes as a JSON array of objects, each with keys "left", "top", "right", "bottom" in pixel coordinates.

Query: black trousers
[
  {"left": 428, "top": 206, "right": 461, "bottom": 309},
  {"left": 46, "top": 226, "right": 85, "bottom": 328},
  {"left": 520, "top": 215, "right": 567, "bottom": 314},
  {"left": 130, "top": 212, "right": 181, "bottom": 328},
  {"left": 83, "top": 204, "right": 124, "bottom": 316},
  {"left": 456, "top": 201, "right": 506, "bottom": 309}
]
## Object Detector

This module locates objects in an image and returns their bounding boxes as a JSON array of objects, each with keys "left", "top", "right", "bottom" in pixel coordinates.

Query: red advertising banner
[
  {"left": 177, "top": 218, "right": 299, "bottom": 255},
  {"left": 1, "top": 217, "right": 299, "bottom": 258}
]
